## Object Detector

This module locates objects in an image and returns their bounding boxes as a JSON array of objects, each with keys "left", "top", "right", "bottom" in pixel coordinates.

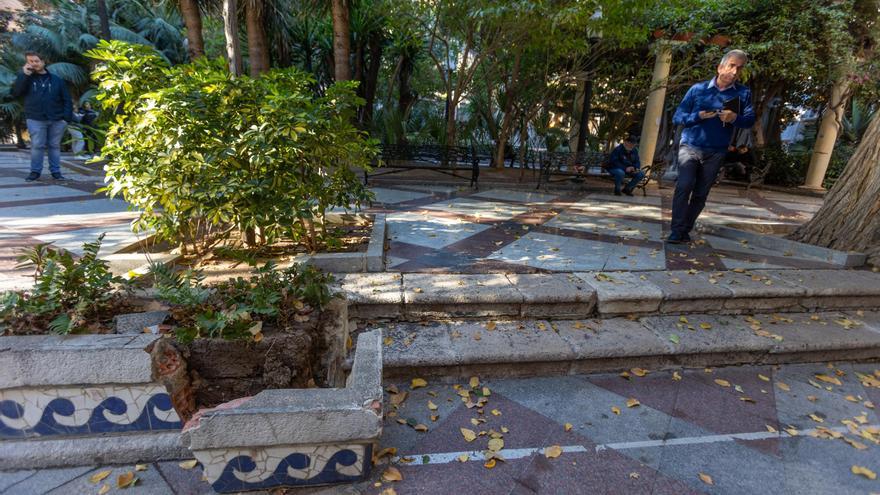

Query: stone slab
[
  {"left": 640, "top": 270, "right": 733, "bottom": 313},
  {"left": 505, "top": 273, "right": 597, "bottom": 317},
  {"left": 554, "top": 318, "right": 669, "bottom": 360},
  {"left": 380, "top": 321, "right": 457, "bottom": 368},
  {"left": 0, "top": 334, "right": 157, "bottom": 388},
  {"left": 296, "top": 252, "right": 365, "bottom": 273},
  {"left": 0, "top": 466, "right": 93, "bottom": 494},
  {"left": 0, "top": 431, "right": 186, "bottom": 470},
  {"left": 444, "top": 320, "right": 575, "bottom": 365},
  {"left": 755, "top": 269, "right": 880, "bottom": 297},
  {"left": 46, "top": 465, "right": 175, "bottom": 494},
  {"left": 115, "top": 310, "right": 169, "bottom": 334},
  {"left": 338, "top": 272, "right": 402, "bottom": 319},
  {"left": 709, "top": 270, "right": 807, "bottom": 311},
  {"left": 365, "top": 213, "right": 386, "bottom": 272},
  {"left": 756, "top": 311, "right": 880, "bottom": 354},
  {"left": 640, "top": 314, "right": 772, "bottom": 355},
  {"left": 402, "top": 273, "right": 522, "bottom": 317},
  {"left": 701, "top": 224, "right": 866, "bottom": 266},
  {"left": 575, "top": 271, "right": 662, "bottom": 315}
]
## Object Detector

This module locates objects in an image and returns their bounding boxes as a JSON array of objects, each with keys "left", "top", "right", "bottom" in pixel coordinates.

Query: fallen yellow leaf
[
  {"left": 178, "top": 460, "right": 199, "bottom": 470},
  {"left": 777, "top": 382, "right": 791, "bottom": 392},
  {"left": 851, "top": 465, "right": 877, "bottom": 480},
  {"left": 484, "top": 458, "right": 497, "bottom": 469},
  {"left": 486, "top": 322, "right": 497, "bottom": 331},
  {"left": 699, "top": 322, "right": 712, "bottom": 330},
  {"left": 814, "top": 374, "right": 842, "bottom": 386},
  {"left": 564, "top": 423, "right": 573, "bottom": 432},
  {"left": 414, "top": 424, "right": 428, "bottom": 432},
  {"left": 98, "top": 484, "right": 110, "bottom": 495},
  {"left": 411, "top": 378, "right": 428, "bottom": 389},
  {"left": 382, "top": 466, "right": 403, "bottom": 482},
  {"left": 766, "top": 425, "right": 777, "bottom": 433},
  {"left": 491, "top": 409, "right": 501, "bottom": 416},
  {"left": 427, "top": 400, "right": 438, "bottom": 411},
  {"left": 458, "top": 454, "right": 469, "bottom": 462},
  {"left": 488, "top": 438, "right": 504, "bottom": 452},
  {"left": 469, "top": 376, "right": 480, "bottom": 389},
  {"left": 545, "top": 445, "right": 563, "bottom": 458},
  {"left": 383, "top": 336, "right": 394, "bottom": 346},
  {"left": 381, "top": 488, "right": 398, "bottom": 495},
  {"left": 116, "top": 472, "right": 137, "bottom": 489},
  {"left": 626, "top": 398, "right": 641, "bottom": 408},
  {"left": 699, "top": 473, "right": 714, "bottom": 485},
  {"left": 631, "top": 368, "right": 649, "bottom": 377},
  {"left": 90, "top": 470, "right": 112, "bottom": 484},
  {"left": 714, "top": 379, "right": 731, "bottom": 388},
  {"left": 758, "top": 374, "right": 770, "bottom": 382},
  {"left": 460, "top": 428, "right": 477, "bottom": 442},
  {"left": 845, "top": 395, "right": 859, "bottom": 402},
  {"left": 809, "top": 413, "right": 824, "bottom": 423},
  {"left": 611, "top": 406, "right": 621, "bottom": 415},
  {"left": 134, "top": 464, "right": 148, "bottom": 471}
]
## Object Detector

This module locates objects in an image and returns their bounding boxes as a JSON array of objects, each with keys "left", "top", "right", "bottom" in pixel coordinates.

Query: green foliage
[
  {"left": 0, "top": 235, "right": 130, "bottom": 335},
  {"left": 151, "top": 262, "right": 334, "bottom": 344},
  {"left": 88, "top": 40, "right": 376, "bottom": 252}
]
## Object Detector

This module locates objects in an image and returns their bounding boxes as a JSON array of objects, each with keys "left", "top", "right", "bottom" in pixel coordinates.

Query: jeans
[
  {"left": 27, "top": 119, "right": 67, "bottom": 175},
  {"left": 670, "top": 145, "right": 726, "bottom": 235},
  {"left": 608, "top": 168, "right": 645, "bottom": 192}
]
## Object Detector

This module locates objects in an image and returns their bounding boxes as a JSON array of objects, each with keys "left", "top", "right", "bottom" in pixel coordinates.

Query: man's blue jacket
[
  {"left": 672, "top": 78, "right": 755, "bottom": 151},
  {"left": 11, "top": 70, "right": 73, "bottom": 122},
  {"left": 608, "top": 144, "right": 639, "bottom": 171}
]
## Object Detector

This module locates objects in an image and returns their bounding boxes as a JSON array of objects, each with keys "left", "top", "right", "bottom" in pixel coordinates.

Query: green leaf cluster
[
  {"left": 0, "top": 235, "right": 130, "bottom": 335},
  {"left": 151, "top": 261, "right": 334, "bottom": 344},
  {"left": 87, "top": 40, "right": 377, "bottom": 252}
]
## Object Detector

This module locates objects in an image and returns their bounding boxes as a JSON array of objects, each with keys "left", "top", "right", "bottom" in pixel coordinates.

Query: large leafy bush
[{"left": 87, "top": 41, "right": 375, "bottom": 253}]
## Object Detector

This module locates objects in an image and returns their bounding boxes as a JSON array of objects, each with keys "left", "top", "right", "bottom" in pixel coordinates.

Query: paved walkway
[
  {"left": 3, "top": 360, "right": 878, "bottom": 494},
  {"left": 0, "top": 152, "right": 142, "bottom": 291},
  {"left": 363, "top": 182, "right": 826, "bottom": 273}
]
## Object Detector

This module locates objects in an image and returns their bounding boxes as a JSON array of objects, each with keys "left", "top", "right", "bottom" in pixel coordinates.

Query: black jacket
[{"left": 11, "top": 71, "right": 73, "bottom": 122}]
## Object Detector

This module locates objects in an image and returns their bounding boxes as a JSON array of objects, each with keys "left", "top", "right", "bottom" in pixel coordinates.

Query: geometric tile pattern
[
  {"left": 0, "top": 383, "right": 180, "bottom": 439},
  {"left": 192, "top": 443, "right": 370, "bottom": 493}
]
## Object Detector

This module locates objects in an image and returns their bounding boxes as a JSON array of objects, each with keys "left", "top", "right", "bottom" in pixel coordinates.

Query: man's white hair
[{"left": 720, "top": 49, "right": 748, "bottom": 65}]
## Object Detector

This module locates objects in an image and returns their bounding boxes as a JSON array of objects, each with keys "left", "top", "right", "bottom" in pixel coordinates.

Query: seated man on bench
[{"left": 607, "top": 135, "right": 645, "bottom": 196}]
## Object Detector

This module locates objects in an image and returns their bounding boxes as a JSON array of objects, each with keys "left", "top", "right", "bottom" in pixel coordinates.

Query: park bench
[
  {"left": 365, "top": 144, "right": 493, "bottom": 188},
  {"left": 536, "top": 150, "right": 663, "bottom": 196}
]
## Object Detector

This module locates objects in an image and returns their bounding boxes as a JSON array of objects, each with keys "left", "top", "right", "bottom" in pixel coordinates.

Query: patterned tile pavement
[
  {"left": 4, "top": 361, "right": 877, "bottom": 494},
  {"left": 359, "top": 181, "right": 826, "bottom": 274},
  {"left": 0, "top": 152, "right": 140, "bottom": 291}
]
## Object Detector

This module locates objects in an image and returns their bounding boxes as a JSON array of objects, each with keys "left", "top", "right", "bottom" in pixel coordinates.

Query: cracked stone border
[{"left": 292, "top": 213, "right": 387, "bottom": 273}]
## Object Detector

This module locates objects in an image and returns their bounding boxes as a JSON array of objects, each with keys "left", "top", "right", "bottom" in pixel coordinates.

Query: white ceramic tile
[
  {"left": 421, "top": 197, "right": 529, "bottom": 221},
  {"left": 387, "top": 212, "right": 489, "bottom": 249},
  {"left": 470, "top": 189, "right": 559, "bottom": 204},
  {"left": 487, "top": 232, "right": 606, "bottom": 271},
  {"left": 567, "top": 198, "right": 663, "bottom": 221},
  {"left": 368, "top": 187, "right": 433, "bottom": 204}
]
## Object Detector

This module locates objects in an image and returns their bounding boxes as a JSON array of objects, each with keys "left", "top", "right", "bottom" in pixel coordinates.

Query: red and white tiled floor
[{"left": 359, "top": 182, "right": 826, "bottom": 274}]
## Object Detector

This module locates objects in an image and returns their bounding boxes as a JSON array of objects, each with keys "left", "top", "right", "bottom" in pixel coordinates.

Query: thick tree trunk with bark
[
  {"left": 179, "top": 0, "right": 205, "bottom": 59},
  {"left": 96, "top": 0, "right": 111, "bottom": 40},
  {"left": 331, "top": 0, "right": 351, "bottom": 81},
  {"left": 360, "top": 31, "right": 382, "bottom": 125},
  {"left": 245, "top": 0, "right": 270, "bottom": 76},
  {"left": 789, "top": 114, "right": 880, "bottom": 266},
  {"left": 223, "top": 0, "right": 242, "bottom": 76}
]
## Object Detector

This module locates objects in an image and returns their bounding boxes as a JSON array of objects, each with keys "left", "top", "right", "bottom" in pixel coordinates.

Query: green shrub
[
  {"left": 0, "top": 235, "right": 131, "bottom": 335},
  {"left": 150, "top": 262, "right": 334, "bottom": 344},
  {"left": 87, "top": 40, "right": 376, "bottom": 253},
  {"left": 761, "top": 145, "right": 809, "bottom": 187}
]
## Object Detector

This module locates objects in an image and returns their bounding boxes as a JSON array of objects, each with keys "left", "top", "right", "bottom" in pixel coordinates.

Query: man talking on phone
[
  {"left": 667, "top": 49, "right": 755, "bottom": 244},
  {"left": 11, "top": 51, "right": 73, "bottom": 181}
]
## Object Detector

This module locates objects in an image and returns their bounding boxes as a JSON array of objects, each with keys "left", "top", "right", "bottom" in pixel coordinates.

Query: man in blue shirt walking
[
  {"left": 667, "top": 49, "right": 755, "bottom": 243},
  {"left": 11, "top": 51, "right": 73, "bottom": 181}
]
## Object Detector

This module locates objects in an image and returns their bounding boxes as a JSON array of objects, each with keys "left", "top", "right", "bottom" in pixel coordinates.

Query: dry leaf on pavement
[
  {"left": 116, "top": 472, "right": 138, "bottom": 489},
  {"left": 178, "top": 460, "right": 199, "bottom": 470},
  {"left": 626, "top": 398, "right": 641, "bottom": 408},
  {"left": 484, "top": 459, "right": 497, "bottom": 469},
  {"left": 631, "top": 368, "right": 648, "bottom": 377},
  {"left": 460, "top": 428, "right": 477, "bottom": 442},
  {"left": 90, "top": 470, "right": 112, "bottom": 484},
  {"left": 488, "top": 438, "right": 504, "bottom": 452},
  {"left": 714, "top": 379, "right": 731, "bottom": 387},
  {"left": 611, "top": 406, "right": 621, "bottom": 415},
  {"left": 851, "top": 465, "right": 877, "bottom": 480},
  {"left": 698, "top": 473, "right": 714, "bottom": 485},
  {"left": 411, "top": 378, "right": 428, "bottom": 389},
  {"left": 564, "top": 423, "right": 573, "bottom": 432},
  {"left": 98, "top": 485, "right": 110, "bottom": 495},
  {"left": 382, "top": 467, "right": 403, "bottom": 482},
  {"left": 545, "top": 445, "right": 563, "bottom": 458},
  {"left": 777, "top": 382, "right": 791, "bottom": 392}
]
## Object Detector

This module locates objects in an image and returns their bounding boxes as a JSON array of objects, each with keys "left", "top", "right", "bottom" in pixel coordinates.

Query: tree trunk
[
  {"left": 789, "top": 114, "right": 880, "bottom": 266},
  {"left": 222, "top": 0, "right": 242, "bottom": 76},
  {"left": 245, "top": 0, "right": 270, "bottom": 76},
  {"left": 445, "top": 101, "right": 457, "bottom": 146},
  {"left": 331, "top": 0, "right": 351, "bottom": 81},
  {"left": 179, "top": 0, "right": 205, "bottom": 60},
  {"left": 575, "top": 79, "right": 592, "bottom": 154},
  {"left": 361, "top": 31, "right": 382, "bottom": 125},
  {"left": 96, "top": 0, "right": 111, "bottom": 40}
]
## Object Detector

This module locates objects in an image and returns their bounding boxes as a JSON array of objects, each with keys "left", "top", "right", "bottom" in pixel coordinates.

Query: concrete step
[
  {"left": 372, "top": 310, "right": 880, "bottom": 381},
  {"left": 337, "top": 269, "right": 880, "bottom": 320}
]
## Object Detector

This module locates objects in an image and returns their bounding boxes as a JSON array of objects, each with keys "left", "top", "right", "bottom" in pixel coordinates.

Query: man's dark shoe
[
  {"left": 51, "top": 172, "right": 66, "bottom": 180},
  {"left": 681, "top": 232, "right": 692, "bottom": 243},
  {"left": 25, "top": 172, "right": 40, "bottom": 182},
  {"left": 666, "top": 231, "right": 685, "bottom": 244},
  {"left": 613, "top": 189, "right": 622, "bottom": 196},
  {"left": 623, "top": 187, "right": 634, "bottom": 196}
]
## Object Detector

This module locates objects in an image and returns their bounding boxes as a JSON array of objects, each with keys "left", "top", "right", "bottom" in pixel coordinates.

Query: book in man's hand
[{"left": 720, "top": 96, "right": 740, "bottom": 126}]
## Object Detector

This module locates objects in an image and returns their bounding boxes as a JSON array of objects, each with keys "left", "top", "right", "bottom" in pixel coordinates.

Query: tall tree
[
  {"left": 331, "top": 0, "right": 351, "bottom": 80},
  {"left": 789, "top": 112, "right": 880, "bottom": 265},
  {"left": 246, "top": 0, "right": 270, "bottom": 75},
  {"left": 96, "top": 0, "right": 111, "bottom": 40},
  {"left": 223, "top": 0, "right": 242, "bottom": 76},
  {"left": 179, "top": 0, "right": 205, "bottom": 59}
]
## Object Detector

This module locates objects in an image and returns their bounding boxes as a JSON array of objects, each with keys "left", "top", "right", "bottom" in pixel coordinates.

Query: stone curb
[
  {"left": 0, "top": 334, "right": 158, "bottom": 388},
  {"left": 337, "top": 269, "right": 880, "bottom": 319},
  {"left": 699, "top": 224, "right": 866, "bottom": 267},
  {"left": 379, "top": 310, "right": 880, "bottom": 380},
  {"left": 0, "top": 431, "right": 187, "bottom": 470},
  {"left": 294, "top": 213, "right": 387, "bottom": 273}
]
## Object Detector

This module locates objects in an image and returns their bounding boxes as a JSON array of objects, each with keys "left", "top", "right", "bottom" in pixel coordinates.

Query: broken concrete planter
[
  {"left": 180, "top": 330, "right": 383, "bottom": 493},
  {"left": 0, "top": 332, "right": 183, "bottom": 469},
  {"left": 292, "top": 213, "right": 387, "bottom": 273}
]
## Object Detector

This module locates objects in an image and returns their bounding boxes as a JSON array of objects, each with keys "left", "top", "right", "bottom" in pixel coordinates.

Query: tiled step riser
[{"left": 383, "top": 348, "right": 880, "bottom": 382}]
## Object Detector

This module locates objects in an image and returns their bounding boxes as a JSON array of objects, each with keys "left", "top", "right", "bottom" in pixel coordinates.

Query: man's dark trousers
[{"left": 670, "top": 144, "right": 726, "bottom": 236}]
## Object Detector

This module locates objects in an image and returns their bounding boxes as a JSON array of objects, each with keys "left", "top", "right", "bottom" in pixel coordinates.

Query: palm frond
[
  {"left": 47, "top": 62, "right": 88, "bottom": 87},
  {"left": 109, "top": 25, "right": 152, "bottom": 46}
]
